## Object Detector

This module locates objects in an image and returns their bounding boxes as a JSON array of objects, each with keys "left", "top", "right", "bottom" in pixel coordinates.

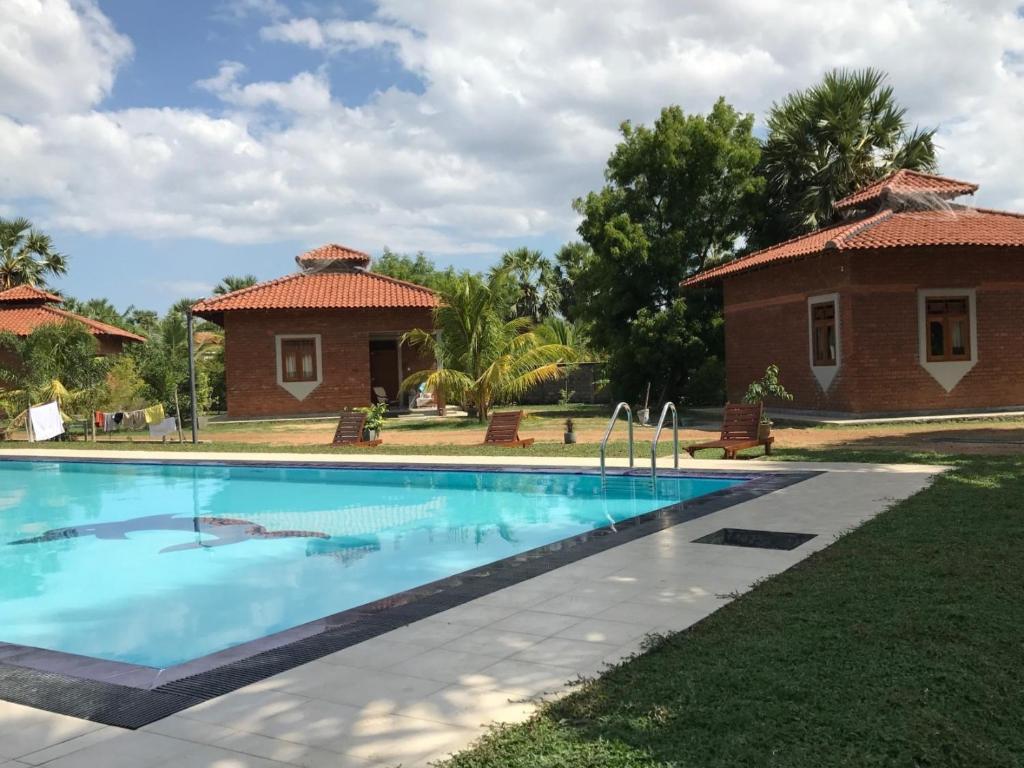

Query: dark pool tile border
[{"left": 0, "top": 459, "right": 818, "bottom": 728}]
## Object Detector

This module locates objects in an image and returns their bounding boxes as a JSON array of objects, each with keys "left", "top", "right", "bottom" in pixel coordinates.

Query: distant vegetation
[{"left": 0, "top": 67, "right": 933, "bottom": 422}]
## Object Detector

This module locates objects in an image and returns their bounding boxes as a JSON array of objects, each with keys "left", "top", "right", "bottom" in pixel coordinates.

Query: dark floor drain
[{"left": 693, "top": 527, "right": 816, "bottom": 550}]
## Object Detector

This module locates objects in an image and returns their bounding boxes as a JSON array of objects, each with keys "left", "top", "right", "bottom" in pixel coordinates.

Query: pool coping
[{"left": 0, "top": 458, "right": 818, "bottom": 728}]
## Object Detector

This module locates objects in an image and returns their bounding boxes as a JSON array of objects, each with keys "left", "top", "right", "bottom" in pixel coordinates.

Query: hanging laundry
[
  {"left": 103, "top": 412, "right": 117, "bottom": 432},
  {"left": 149, "top": 417, "right": 178, "bottom": 439},
  {"left": 29, "top": 402, "right": 64, "bottom": 442},
  {"left": 123, "top": 410, "right": 146, "bottom": 431},
  {"left": 144, "top": 403, "right": 166, "bottom": 425},
  {"left": 113, "top": 412, "right": 124, "bottom": 425},
  {"left": 94, "top": 411, "right": 104, "bottom": 429}
]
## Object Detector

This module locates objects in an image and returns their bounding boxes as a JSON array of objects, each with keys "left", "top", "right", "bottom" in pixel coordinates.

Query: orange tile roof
[
  {"left": 0, "top": 305, "right": 146, "bottom": 342},
  {"left": 191, "top": 270, "right": 439, "bottom": 316},
  {"left": 0, "top": 284, "right": 63, "bottom": 303},
  {"left": 834, "top": 170, "right": 978, "bottom": 211},
  {"left": 683, "top": 207, "right": 1024, "bottom": 287},
  {"left": 295, "top": 243, "right": 371, "bottom": 266}
]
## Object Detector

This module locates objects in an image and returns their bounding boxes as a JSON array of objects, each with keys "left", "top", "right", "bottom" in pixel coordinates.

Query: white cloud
[
  {"left": 0, "top": 0, "right": 1023, "bottom": 257},
  {"left": 0, "top": 0, "right": 132, "bottom": 118},
  {"left": 197, "top": 62, "right": 332, "bottom": 114}
]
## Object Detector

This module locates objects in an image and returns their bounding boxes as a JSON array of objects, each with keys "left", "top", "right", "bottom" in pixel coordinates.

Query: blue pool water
[{"left": 0, "top": 460, "right": 742, "bottom": 668}]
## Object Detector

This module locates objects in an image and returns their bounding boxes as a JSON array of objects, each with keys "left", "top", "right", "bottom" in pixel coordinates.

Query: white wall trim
[
  {"left": 807, "top": 293, "right": 841, "bottom": 391},
  {"left": 917, "top": 288, "right": 977, "bottom": 393},
  {"left": 275, "top": 334, "right": 323, "bottom": 401}
]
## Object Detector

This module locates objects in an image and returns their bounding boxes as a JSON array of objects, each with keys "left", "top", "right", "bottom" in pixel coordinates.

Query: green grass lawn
[{"left": 438, "top": 450, "right": 1024, "bottom": 768}]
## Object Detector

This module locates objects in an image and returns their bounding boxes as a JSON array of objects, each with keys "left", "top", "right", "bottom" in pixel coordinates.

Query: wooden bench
[
  {"left": 483, "top": 410, "right": 534, "bottom": 448},
  {"left": 331, "top": 411, "right": 382, "bottom": 447},
  {"left": 685, "top": 403, "right": 773, "bottom": 459}
]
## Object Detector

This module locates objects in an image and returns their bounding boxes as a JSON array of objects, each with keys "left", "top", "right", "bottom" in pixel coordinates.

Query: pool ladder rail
[
  {"left": 599, "top": 401, "right": 680, "bottom": 484},
  {"left": 650, "top": 401, "right": 679, "bottom": 481},
  {"left": 599, "top": 401, "right": 633, "bottom": 481}
]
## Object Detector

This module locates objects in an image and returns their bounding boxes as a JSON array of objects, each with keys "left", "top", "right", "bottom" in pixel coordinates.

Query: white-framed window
[
  {"left": 917, "top": 289, "right": 977, "bottom": 392},
  {"left": 807, "top": 293, "right": 840, "bottom": 390},
  {"left": 275, "top": 334, "right": 323, "bottom": 401}
]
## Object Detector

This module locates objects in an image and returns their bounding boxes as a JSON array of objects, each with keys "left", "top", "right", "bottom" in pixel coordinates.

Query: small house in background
[
  {"left": 0, "top": 284, "right": 145, "bottom": 354},
  {"left": 192, "top": 244, "right": 438, "bottom": 418},
  {"left": 683, "top": 171, "right": 1024, "bottom": 415}
]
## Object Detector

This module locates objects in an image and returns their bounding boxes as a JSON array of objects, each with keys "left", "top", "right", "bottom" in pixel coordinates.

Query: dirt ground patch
[{"left": 197, "top": 416, "right": 1024, "bottom": 455}]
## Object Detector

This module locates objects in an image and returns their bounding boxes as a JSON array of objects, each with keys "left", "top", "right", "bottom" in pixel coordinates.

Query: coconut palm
[
  {"left": 756, "top": 68, "right": 937, "bottom": 246},
  {"left": 213, "top": 274, "right": 258, "bottom": 295},
  {"left": 401, "top": 272, "right": 576, "bottom": 421},
  {"left": 0, "top": 217, "right": 69, "bottom": 289}
]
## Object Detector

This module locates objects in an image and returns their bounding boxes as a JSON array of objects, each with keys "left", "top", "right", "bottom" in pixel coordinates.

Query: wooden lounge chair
[
  {"left": 685, "top": 402, "right": 773, "bottom": 459},
  {"left": 331, "top": 410, "right": 382, "bottom": 447},
  {"left": 483, "top": 410, "right": 534, "bottom": 448}
]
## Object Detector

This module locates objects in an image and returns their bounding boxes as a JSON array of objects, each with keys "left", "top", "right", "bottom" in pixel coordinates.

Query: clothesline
[
  {"left": 93, "top": 403, "right": 181, "bottom": 442},
  {"left": 94, "top": 403, "right": 166, "bottom": 433}
]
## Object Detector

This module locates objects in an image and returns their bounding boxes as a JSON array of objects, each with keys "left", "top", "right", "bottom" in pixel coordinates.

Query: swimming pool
[{"left": 0, "top": 459, "right": 745, "bottom": 669}]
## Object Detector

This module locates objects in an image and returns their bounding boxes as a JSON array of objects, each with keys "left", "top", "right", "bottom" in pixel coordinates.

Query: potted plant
[
  {"left": 359, "top": 402, "right": 388, "bottom": 441},
  {"left": 564, "top": 418, "right": 576, "bottom": 444},
  {"left": 742, "top": 364, "right": 793, "bottom": 440}
]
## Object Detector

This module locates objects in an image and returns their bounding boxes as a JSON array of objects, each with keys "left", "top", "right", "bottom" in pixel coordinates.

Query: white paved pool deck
[{"left": 0, "top": 449, "right": 944, "bottom": 768}]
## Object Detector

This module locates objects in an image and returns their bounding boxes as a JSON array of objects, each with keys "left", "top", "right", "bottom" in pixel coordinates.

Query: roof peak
[
  {"left": 0, "top": 284, "right": 63, "bottom": 304},
  {"left": 835, "top": 170, "right": 978, "bottom": 212},
  {"left": 296, "top": 243, "right": 372, "bottom": 268}
]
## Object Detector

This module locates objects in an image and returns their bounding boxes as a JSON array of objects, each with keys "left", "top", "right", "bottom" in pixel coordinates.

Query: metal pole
[{"left": 186, "top": 310, "right": 199, "bottom": 444}]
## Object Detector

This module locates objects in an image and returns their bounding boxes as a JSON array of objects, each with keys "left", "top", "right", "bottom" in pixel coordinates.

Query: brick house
[
  {"left": 0, "top": 284, "right": 144, "bottom": 355},
  {"left": 191, "top": 244, "right": 439, "bottom": 418},
  {"left": 682, "top": 171, "right": 1024, "bottom": 415}
]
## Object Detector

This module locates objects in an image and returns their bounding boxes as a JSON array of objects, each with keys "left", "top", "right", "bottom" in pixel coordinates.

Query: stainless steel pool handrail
[
  {"left": 599, "top": 402, "right": 634, "bottom": 481},
  {"left": 650, "top": 401, "right": 679, "bottom": 481}
]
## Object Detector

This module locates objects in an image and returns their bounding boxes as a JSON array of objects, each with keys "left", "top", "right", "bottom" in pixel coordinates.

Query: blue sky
[{"left": 2, "top": 1, "right": 1022, "bottom": 314}]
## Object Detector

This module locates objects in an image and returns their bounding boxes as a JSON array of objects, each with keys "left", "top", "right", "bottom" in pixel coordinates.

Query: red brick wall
[
  {"left": 222, "top": 308, "right": 435, "bottom": 417},
  {"left": 722, "top": 246, "right": 1024, "bottom": 414}
]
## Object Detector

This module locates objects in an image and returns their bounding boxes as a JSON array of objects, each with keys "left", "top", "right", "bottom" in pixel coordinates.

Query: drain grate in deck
[{"left": 693, "top": 527, "right": 815, "bottom": 550}]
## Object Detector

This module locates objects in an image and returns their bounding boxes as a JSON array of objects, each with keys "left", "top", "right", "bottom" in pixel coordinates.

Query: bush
[{"left": 683, "top": 356, "right": 726, "bottom": 406}]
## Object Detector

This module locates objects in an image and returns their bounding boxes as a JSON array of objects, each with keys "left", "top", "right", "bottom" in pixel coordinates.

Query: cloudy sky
[{"left": 1, "top": 0, "right": 1022, "bottom": 311}]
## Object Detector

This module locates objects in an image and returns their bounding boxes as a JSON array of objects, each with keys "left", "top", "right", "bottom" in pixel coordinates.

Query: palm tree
[
  {"left": 0, "top": 217, "right": 68, "bottom": 289},
  {"left": 494, "top": 247, "right": 562, "bottom": 322},
  {"left": 756, "top": 68, "right": 937, "bottom": 246},
  {"left": 400, "top": 272, "right": 576, "bottom": 420},
  {"left": 213, "top": 274, "right": 258, "bottom": 295}
]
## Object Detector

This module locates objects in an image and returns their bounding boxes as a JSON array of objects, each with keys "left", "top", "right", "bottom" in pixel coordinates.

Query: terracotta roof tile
[
  {"left": 683, "top": 207, "right": 1024, "bottom": 287},
  {"left": 191, "top": 270, "right": 439, "bottom": 315},
  {"left": 0, "top": 285, "right": 63, "bottom": 303},
  {"left": 295, "top": 243, "right": 371, "bottom": 265},
  {"left": 0, "top": 305, "right": 145, "bottom": 342},
  {"left": 834, "top": 169, "right": 978, "bottom": 211}
]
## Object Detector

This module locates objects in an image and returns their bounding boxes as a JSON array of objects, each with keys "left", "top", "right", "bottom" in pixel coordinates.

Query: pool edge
[{"left": 0, "top": 467, "right": 818, "bottom": 728}]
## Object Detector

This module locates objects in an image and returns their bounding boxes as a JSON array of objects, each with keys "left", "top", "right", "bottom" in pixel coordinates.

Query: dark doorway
[{"left": 369, "top": 339, "right": 400, "bottom": 404}]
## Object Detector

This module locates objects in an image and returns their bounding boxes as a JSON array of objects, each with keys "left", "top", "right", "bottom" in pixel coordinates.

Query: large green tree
[
  {"left": 372, "top": 248, "right": 454, "bottom": 289},
  {"left": 0, "top": 217, "right": 68, "bottom": 289},
  {"left": 754, "top": 68, "right": 937, "bottom": 246},
  {"left": 0, "top": 323, "right": 109, "bottom": 422},
  {"left": 573, "top": 99, "right": 762, "bottom": 404}
]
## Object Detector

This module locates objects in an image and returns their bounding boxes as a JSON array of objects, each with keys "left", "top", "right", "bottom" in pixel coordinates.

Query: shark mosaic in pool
[{"left": 0, "top": 459, "right": 744, "bottom": 668}]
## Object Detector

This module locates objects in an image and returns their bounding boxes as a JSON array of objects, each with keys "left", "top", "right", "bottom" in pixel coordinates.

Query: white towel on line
[
  {"left": 29, "top": 401, "right": 64, "bottom": 442},
  {"left": 149, "top": 417, "right": 178, "bottom": 438}
]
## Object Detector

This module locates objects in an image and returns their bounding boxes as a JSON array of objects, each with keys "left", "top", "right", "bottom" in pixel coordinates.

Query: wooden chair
[
  {"left": 331, "top": 410, "right": 382, "bottom": 447},
  {"left": 483, "top": 410, "right": 534, "bottom": 448},
  {"left": 685, "top": 403, "right": 773, "bottom": 459}
]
